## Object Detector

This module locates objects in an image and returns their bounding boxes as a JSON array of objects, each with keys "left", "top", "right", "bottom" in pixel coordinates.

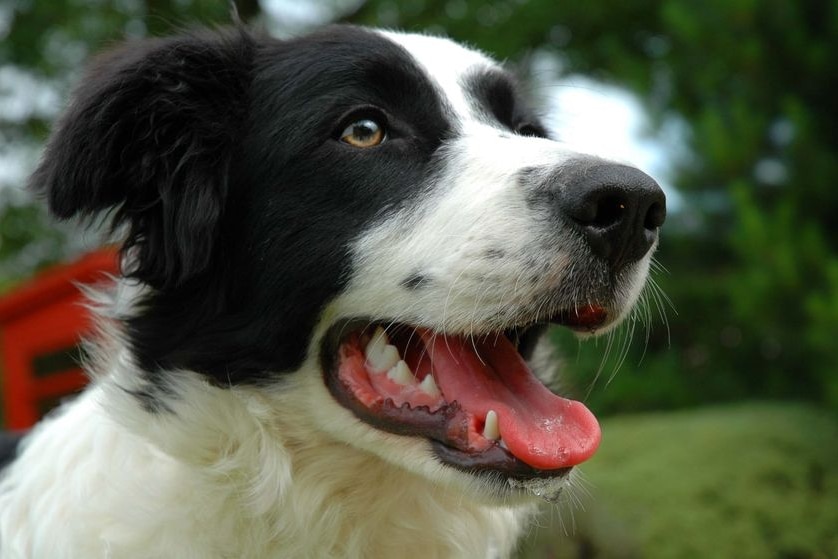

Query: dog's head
[{"left": 32, "top": 26, "right": 664, "bottom": 501}]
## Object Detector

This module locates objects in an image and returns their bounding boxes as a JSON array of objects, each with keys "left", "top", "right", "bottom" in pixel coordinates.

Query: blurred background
[{"left": 1, "top": 1, "right": 836, "bottom": 557}]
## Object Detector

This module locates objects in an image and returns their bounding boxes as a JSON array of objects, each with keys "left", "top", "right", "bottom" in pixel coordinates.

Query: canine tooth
[
  {"left": 387, "top": 360, "right": 414, "bottom": 385},
  {"left": 365, "top": 326, "right": 389, "bottom": 358},
  {"left": 483, "top": 410, "right": 500, "bottom": 441},
  {"left": 419, "top": 374, "right": 441, "bottom": 398},
  {"left": 366, "top": 334, "right": 400, "bottom": 373},
  {"left": 368, "top": 326, "right": 389, "bottom": 350}
]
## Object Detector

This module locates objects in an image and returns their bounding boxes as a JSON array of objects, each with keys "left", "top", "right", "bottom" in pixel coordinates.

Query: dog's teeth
[
  {"left": 387, "top": 360, "right": 414, "bottom": 385},
  {"left": 419, "top": 374, "right": 440, "bottom": 398},
  {"left": 365, "top": 331, "right": 400, "bottom": 372},
  {"left": 368, "top": 326, "right": 389, "bottom": 349},
  {"left": 365, "top": 327, "right": 390, "bottom": 357},
  {"left": 483, "top": 410, "right": 500, "bottom": 441}
]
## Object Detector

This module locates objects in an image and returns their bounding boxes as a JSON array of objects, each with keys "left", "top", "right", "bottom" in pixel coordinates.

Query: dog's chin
[{"left": 314, "top": 304, "right": 618, "bottom": 504}]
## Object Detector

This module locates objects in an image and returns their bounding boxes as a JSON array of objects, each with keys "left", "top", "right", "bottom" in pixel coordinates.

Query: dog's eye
[{"left": 340, "top": 119, "right": 385, "bottom": 148}]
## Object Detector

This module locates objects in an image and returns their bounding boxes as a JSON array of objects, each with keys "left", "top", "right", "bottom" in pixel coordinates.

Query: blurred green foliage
[{"left": 2, "top": 0, "right": 837, "bottom": 412}]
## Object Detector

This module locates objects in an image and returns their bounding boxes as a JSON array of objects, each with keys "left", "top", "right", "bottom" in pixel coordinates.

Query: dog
[{"left": 0, "top": 24, "right": 665, "bottom": 558}]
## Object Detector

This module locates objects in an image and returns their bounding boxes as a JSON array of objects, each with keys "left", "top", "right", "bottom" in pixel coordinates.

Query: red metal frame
[{"left": 0, "top": 250, "right": 118, "bottom": 428}]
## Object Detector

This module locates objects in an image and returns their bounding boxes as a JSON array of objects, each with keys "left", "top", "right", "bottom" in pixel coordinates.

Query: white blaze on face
[{"left": 378, "top": 30, "right": 495, "bottom": 122}]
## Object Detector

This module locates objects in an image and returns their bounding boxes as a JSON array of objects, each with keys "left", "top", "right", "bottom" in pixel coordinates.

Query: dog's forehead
[{"left": 377, "top": 30, "right": 499, "bottom": 121}]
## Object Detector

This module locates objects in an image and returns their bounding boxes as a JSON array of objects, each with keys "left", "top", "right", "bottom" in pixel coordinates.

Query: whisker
[
  {"left": 585, "top": 327, "right": 615, "bottom": 399},
  {"left": 608, "top": 317, "right": 634, "bottom": 386}
]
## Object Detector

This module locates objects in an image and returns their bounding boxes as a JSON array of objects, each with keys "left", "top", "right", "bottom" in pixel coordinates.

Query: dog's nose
[{"left": 556, "top": 162, "right": 666, "bottom": 269}]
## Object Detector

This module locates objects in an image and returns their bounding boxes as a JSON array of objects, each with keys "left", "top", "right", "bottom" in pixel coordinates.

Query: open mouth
[{"left": 322, "top": 305, "right": 608, "bottom": 480}]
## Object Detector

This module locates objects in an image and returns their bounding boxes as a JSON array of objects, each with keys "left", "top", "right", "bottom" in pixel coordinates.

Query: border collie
[{"left": 0, "top": 25, "right": 665, "bottom": 558}]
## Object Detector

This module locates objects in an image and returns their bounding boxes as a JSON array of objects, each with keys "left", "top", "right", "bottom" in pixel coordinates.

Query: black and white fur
[{"left": 0, "top": 26, "right": 663, "bottom": 558}]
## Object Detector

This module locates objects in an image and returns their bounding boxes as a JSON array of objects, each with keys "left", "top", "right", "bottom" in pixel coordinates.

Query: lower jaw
[
  {"left": 326, "top": 368, "right": 574, "bottom": 482},
  {"left": 431, "top": 440, "right": 572, "bottom": 481}
]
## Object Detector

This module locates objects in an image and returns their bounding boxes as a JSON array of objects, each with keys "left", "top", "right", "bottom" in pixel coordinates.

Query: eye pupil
[
  {"left": 340, "top": 117, "right": 385, "bottom": 147},
  {"left": 353, "top": 120, "right": 377, "bottom": 139}
]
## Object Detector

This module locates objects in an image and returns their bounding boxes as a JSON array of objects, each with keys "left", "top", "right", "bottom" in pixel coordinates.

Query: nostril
[
  {"left": 591, "top": 195, "right": 628, "bottom": 228},
  {"left": 643, "top": 200, "right": 667, "bottom": 230}
]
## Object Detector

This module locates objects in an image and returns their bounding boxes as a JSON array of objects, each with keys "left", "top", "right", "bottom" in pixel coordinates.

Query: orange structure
[{"left": 0, "top": 250, "right": 118, "bottom": 429}]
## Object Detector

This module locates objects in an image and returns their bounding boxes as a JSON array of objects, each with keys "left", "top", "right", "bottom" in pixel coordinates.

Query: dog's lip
[
  {"left": 320, "top": 315, "right": 604, "bottom": 479},
  {"left": 549, "top": 304, "right": 610, "bottom": 332},
  {"left": 430, "top": 440, "right": 573, "bottom": 481}
]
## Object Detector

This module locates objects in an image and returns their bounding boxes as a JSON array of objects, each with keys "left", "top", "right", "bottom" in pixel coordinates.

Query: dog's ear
[{"left": 30, "top": 29, "right": 255, "bottom": 289}]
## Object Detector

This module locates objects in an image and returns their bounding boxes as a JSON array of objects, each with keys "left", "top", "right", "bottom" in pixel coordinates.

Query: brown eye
[{"left": 340, "top": 119, "right": 385, "bottom": 148}]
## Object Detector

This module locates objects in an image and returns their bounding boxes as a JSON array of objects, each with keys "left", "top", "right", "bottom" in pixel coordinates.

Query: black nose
[{"left": 556, "top": 162, "right": 666, "bottom": 269}]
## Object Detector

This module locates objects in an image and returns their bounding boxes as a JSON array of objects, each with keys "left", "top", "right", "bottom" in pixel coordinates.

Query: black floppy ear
[{"left": 29, "top": 28, "right": 255, "bottom": 289}]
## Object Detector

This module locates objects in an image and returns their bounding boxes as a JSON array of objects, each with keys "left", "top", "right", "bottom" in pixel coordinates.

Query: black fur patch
[{"left": 32, "top": 26, "right": 453, "bottom": 386}]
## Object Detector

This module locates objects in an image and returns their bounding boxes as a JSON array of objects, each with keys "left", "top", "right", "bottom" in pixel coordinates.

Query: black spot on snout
[
  {"left": 483, "top": 248, "right": 506, "bottom": 260},
  {"left": 402, "top": 273, "right": 431, "bottom": 290}
]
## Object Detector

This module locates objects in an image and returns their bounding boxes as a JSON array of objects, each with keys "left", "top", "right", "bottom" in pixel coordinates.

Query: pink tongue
[{"left": 419, "top": 330, "right": 601, "bottom": 470}]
